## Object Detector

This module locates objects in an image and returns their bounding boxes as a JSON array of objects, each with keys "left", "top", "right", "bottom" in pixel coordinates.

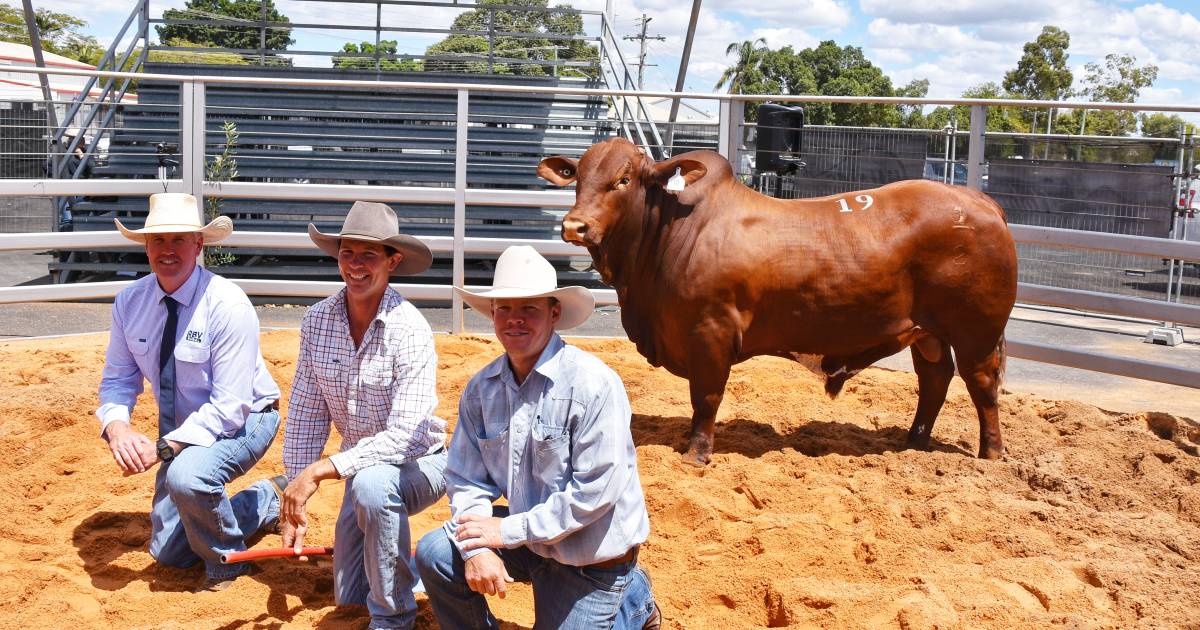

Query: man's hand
[
  {"left": 464, "top": 550, "right": 514, "bottom": 598},
  {"left": 104, "top": 422, "right": 157, "bottom": 475},
  {"left": 281, "top": 459, "right": 337, "bottom": 557},
  {"left": 280, "top": 518, "right": 307, "bottom": 558},
  {"left": 455, "top": 513, "right": 506, "bottom": 551}
]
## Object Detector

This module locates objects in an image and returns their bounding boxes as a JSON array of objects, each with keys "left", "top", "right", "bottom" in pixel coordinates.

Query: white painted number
[{"left": 835, "top": 194, "right": 874, "bottom": 213}]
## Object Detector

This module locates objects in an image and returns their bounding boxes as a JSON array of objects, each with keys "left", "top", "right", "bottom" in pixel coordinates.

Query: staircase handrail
[
  {"left": 52, "top": 0, "right": 147, "bottom": 181},
  {"left": 596, "top": 14, "right": 665, "bottom": 159}
]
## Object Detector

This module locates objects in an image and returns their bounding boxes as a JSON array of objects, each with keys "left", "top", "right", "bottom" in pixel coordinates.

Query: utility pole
[{"left": 623, "top": 14, "right": 665, "bottom": 90}]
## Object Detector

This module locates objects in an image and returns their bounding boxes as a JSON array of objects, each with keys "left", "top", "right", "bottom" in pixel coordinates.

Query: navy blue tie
[{"left": 158, "top": 297, "right": 178, "bottom": 433}]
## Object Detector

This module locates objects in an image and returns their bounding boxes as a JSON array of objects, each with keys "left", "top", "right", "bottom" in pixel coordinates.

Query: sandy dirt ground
[{"left": 2, "top": 330, "right": 1199, "bottom": 629}]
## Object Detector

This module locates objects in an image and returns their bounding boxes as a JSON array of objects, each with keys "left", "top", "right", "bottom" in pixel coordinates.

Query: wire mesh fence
[{"left": 733, "top": 111, "right": 1197, "bottom": 307}]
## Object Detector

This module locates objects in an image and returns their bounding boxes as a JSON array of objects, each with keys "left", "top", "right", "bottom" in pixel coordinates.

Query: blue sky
[{"left": 56, "top": 0, "right": 1200, "bottom": 124}]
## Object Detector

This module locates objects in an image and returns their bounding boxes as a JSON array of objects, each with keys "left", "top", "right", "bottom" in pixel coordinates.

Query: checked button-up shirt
[{"left": 284, "top": 287, "right": 447, "bottom": 479}]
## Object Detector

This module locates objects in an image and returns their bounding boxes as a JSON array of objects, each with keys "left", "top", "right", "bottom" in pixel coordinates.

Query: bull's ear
[
  {"left": 650, "top": 158, "right": 707, "bottom": 193},
  {"left": 538, "top": 156, "right": 579, "bottom": 187}
]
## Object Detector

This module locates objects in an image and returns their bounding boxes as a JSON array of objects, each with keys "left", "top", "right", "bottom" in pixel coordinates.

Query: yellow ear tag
[{"left": 666, "top": 167, "right": 686, "bottom": 192}]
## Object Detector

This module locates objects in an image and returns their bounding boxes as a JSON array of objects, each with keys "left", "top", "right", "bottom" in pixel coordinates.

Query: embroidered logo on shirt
[{"left": 185, "top": 330, "right": 203, "bottom": 343}]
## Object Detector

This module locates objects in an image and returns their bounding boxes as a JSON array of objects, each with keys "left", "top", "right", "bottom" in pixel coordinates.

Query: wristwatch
[{"left": 156, "top": 437, "right": 177, "bottom": 463}]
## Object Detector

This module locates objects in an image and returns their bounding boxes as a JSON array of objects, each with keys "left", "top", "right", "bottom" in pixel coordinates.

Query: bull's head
[{"left": 538, "top": 138, "right": 707, "bottom": 248}]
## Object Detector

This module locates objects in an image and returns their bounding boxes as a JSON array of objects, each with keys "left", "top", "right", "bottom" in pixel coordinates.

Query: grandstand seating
[{"left": 58, "top": 63, "right": 617, "bottom": 284}]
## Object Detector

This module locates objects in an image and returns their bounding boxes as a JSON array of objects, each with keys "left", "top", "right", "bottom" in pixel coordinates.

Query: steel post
[
  {"left": 966, "top": 106, "right": 985, "bottom": 191},
  {"left": 453, "top": 89, "right": 469, "bottom": 334},
  {"left": 180, "top": 81, "right": 207, "bottom": 246}
]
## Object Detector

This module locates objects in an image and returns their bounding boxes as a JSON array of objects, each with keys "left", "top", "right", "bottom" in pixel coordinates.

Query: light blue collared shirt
[
  {"left": 96, "top": 265, "right": 280, "bottom": 447},
  {"left": 444, "top": 334, "right": 650, "bottom": 567}
]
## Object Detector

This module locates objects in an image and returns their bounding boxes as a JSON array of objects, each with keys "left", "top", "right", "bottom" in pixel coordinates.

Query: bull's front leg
[{"left": 682, "top": 323, "right": 735, "bottom": 467}]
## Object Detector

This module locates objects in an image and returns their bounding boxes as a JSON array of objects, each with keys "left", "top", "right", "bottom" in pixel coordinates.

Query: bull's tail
[{"left": 995, "top": 334, "right": 1007, "bottom": 389}]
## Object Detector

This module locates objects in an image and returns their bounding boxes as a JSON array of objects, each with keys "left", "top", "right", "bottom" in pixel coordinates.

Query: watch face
[{"left": 157, "top": 439, "right": 173, "bottom": 461}]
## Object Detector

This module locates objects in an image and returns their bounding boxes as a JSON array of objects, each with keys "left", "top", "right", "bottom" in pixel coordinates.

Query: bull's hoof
[
  {"left": 905, "top": 431, "right": 932, "bottom": 451},
  {"left": 824, "top": 374, "right": 848, "bottom": 399},
  {"left": 681, "top": 450, "right": 710, "bottom": 467},
  {"left": 683, "top": 434, "right": 713, "bottom": 467},
  {"left": 978, "top": 444, "right": 1004, "bottom": 460}
]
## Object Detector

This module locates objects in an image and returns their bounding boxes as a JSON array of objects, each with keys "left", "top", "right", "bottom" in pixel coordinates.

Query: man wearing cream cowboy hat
[
  {"left": 281, "top": 201, "right": 448, "bottom": 629},
  {"left": 416, "top": 245, "right": 661, "bottom": 629},
  {"left": 97, "top": 193, "right": 284, "bottom": 592}
]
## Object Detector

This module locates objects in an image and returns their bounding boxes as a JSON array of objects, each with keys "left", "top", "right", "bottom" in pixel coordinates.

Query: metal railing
[
  {"left": 5, "top": 65, "right": 1200, "bottom": 390},
  {"left": 145, "top": 0, "right": 604, "bottom": 75},
  {"left": 595, "top": 14, "right": 664, "bottom": 159}
]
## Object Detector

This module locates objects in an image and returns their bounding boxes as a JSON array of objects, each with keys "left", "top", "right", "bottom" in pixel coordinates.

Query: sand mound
[{"left": 2, "top": 331, "right": 1198, "bottom": 628}]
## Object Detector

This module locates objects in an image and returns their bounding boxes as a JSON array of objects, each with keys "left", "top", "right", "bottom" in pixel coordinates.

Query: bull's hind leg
[
  {"left": 955, "top": 337, "right": 1007, "bottom": 459},
  {"left": 907, "top": 336, "right": 955, "bottom": 451}
]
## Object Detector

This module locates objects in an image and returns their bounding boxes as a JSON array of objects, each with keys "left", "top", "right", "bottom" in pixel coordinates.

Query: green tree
[
  {"left": 894, "top": 78, "right": 929, "bottom": 128},
  {"left": 204, "top": 121, "right": 239, "bottom": 267},
  {"left": 333, "top": 40, "right": 423, "bottom": 71},
  {"left": 715, "top": 38, "right": 768, "bottom": 94},
  {"left": 1003, "top": 25, "right": 1072, "bottom": 132},
  {"left": 0, "top": 2, "right": 102, "bottom": 64},
  {"left": 147, "top": 38, "right": 250, "bottom": 65},
  {"left": 425, "top": 0, "right": 597, "bottom": 78},
  {"left": 1078, "top": 53, "right": 1157, "bottom": 136},
  {"left": 794, "top": 41, "right": 900, "bottom": 127},
  {"left": 719, "top": 40, "right": 918, "bottom": 127},
  {"left": 925, "top": 82, "right": 1029, "bottom": 133},
  {"left": 157, "top": 0, "right": 294, "bottom": 52},
  {"left": 1139, "top": 112, "right": 1192, "bottom": 138},
  {"left": 1003, "top": 25, "right": 1072, "bottom": 100}
]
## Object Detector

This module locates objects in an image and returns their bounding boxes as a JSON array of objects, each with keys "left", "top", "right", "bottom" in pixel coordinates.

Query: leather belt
[
  {"left": 585, "top": 546, "right": 638, "bottom": 570},
  {"left": 256, "top": 400, "right": 280, "bottom": 413}
]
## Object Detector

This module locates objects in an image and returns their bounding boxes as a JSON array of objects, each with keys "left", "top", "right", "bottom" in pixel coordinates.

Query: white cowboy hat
[
  {"left": 114, "top": 193, "right": 232, "bottom": 243},
  {"left": 454, "top": 245, "right": 595, "bottom": 330},
  {"left": 308, "top": 201, "right": 433, "bottom": 276}
]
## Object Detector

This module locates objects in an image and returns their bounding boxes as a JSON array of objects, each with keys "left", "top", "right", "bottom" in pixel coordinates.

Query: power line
[{"left": 621, "top": 13, "right": 664, "bottom": 90}]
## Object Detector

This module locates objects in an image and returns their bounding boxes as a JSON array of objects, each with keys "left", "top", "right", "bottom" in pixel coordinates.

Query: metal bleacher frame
[{"left": 2, "top": 63, "right": 1200, "bottom": 388}]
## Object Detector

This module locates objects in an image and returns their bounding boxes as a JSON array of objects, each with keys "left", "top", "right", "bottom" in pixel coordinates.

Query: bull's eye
[{"left": 617, "top": 176, "right": 630, "bottom": 187}]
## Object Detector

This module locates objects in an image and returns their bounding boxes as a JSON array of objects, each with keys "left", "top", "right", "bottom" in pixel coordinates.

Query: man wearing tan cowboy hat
[
  {"left": 281, "top": 201, "right": 448, "bottom": 630},
  {"left": 96, "top": 193, "right": 284, "bottom": 592},
  {"left": 415, "top": 245, "right": 661, "bottom": 629}
]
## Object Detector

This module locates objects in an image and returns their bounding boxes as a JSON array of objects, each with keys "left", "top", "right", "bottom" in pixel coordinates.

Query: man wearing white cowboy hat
[
  {"left": 415, "top": 245, "right": 661, "bottom": 629},
  {"left": 96, "top": 193, "right": 284, "bottom": 592},
  {"left": 281, "top": 201, "right": 448, "bottom": 630}
]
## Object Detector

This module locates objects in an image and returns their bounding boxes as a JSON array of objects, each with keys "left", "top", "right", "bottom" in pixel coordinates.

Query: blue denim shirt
[{"left": 443, "top": 334, "right": 650, "bottom": 566}]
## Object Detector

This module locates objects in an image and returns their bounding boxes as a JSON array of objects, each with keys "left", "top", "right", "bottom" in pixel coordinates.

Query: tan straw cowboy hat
[
  {"left": 114, "top": 193, "right": 232, "bottom": 243},
  {"left": 308, "top": 201, "right": 433, "bottom": 276},
  {"left": 454, "top": 245, "right": 595, "bottom": 330}
]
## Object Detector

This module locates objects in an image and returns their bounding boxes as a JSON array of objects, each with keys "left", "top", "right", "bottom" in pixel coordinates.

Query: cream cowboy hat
[
  {"left": 454, "top": 245, "right": 595, "bottom": 330},
  {"left": 114, "top": 193, "right": 232, "bottom": 243},
  {"left": 308, "top": 201, "right": 433, "bottom": 276}
]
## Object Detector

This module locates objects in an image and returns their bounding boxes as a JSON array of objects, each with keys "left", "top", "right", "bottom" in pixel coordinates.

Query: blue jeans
[
  {"left": 335, "top": 451, "right": 448, "bottom": 630},
  {"left": 148, "top": 409, "right": 281, "bottom": 580},
  {"left": 416, "top": 521, "right": 657, "bottom": 630}
]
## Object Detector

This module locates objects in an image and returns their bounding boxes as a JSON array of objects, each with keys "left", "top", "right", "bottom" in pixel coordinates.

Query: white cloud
[
  {"left": 859, "top": 0, "right": 1053, "bottom": 26},
  {"left": 632, "top": 0, "right": 851, "bottom": 27},
  {"left": 868, "top": 47, "right": 914, "bottom": 66},
  {"left": 750, "top": 28, "right": 819, "bottom": 51},
  {"left": 866, "top": 19, "right": 1005, "bottom": 53},
  {"left": 1156, "top": 60, "right": 1200, "bottom": 83}
]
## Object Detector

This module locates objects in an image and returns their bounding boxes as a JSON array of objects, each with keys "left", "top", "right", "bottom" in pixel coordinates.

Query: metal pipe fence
[{"left": 2, "top": 65, "right": 1199, "bottom": 387}]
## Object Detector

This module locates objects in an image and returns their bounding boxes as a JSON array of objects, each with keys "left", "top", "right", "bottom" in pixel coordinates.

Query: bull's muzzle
[{"left": 561, "top": 217, "right": 591, "bottom": 246}]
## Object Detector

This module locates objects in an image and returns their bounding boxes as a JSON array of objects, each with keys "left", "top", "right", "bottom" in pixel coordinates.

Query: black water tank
[{"left": 756, "top": 104, "right": 804, "bottom": 176}]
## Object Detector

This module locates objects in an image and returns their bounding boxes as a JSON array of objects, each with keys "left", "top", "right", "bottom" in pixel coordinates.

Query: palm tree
[{"left": 715, "top": 38, "right": 767, "bottom": 93}]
